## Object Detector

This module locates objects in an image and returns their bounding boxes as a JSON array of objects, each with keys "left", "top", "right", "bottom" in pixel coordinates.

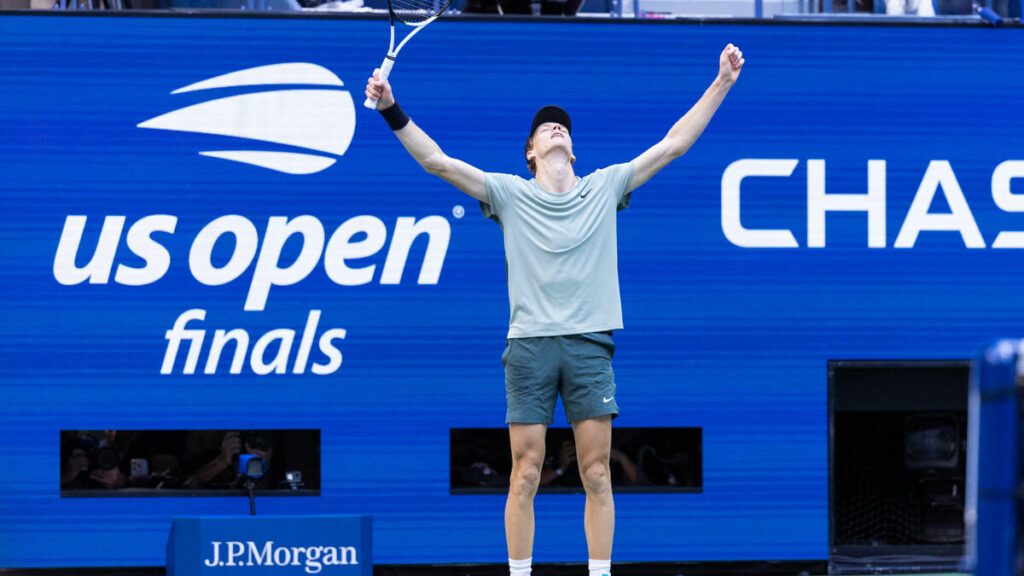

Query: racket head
[{"left": 388, "top": 0, "right": 452, "bottom": 25}]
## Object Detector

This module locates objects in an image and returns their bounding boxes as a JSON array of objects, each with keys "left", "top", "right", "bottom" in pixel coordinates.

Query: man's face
[{"left": 529, "top": 122, "right": 573, "bottom": 162}]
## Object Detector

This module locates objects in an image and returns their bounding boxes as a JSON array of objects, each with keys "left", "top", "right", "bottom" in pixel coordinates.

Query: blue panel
[
  {"left": 1, "top": 13, "right": 1023, "bottom": 567},
  {"left": 967, "top": 341, "right": 1021, "bottom": 576}
]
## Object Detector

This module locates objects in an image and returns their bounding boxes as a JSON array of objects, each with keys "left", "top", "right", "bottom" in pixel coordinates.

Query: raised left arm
[{"left": 628, "top": 44, "right": 744, "bottom": 192}]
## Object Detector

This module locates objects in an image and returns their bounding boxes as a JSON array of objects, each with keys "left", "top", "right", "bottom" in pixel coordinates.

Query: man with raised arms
[{"left": 365, "top": 44, "right": 745, "bottom": 576}]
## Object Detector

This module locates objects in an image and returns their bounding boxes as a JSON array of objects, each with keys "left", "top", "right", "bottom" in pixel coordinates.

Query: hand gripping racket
[{"left": 363, "top": 0, "right": 452, "bottom": 109}]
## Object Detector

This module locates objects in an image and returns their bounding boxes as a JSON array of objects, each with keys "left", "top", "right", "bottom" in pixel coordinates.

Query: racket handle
[{"left": 363, "top": 56, "right": 395, "bottom": 110}]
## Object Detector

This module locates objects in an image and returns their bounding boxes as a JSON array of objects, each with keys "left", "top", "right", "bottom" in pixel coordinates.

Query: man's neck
[{"left": 534, "top": 157, "right": 576, "bottom": 194}]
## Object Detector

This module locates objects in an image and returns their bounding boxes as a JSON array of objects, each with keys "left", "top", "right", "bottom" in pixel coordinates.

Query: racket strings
[{"left": 392, "top": 0, "right": 450, "bottom": 23}]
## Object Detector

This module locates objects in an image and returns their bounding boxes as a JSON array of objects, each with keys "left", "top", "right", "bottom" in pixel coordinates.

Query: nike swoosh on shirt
[
  {"left": 579, "top": 189, "right": 592, "bottom": 199},
  {"left": 603, "top": 397, "right": 614, "bottom": 403}
]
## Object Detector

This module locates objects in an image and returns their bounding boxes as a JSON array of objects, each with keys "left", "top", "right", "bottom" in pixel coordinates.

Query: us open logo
[{"left": 138, "top": 63, "right": 356, "bottom": 175}]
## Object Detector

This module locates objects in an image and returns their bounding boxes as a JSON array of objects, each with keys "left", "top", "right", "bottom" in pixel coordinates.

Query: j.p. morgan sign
[
  {"left": 167, "top": 516, "right": 371, "bottom": 575},
  {"left": 204, "top": 541, "right": 359, "bottom": 573}
]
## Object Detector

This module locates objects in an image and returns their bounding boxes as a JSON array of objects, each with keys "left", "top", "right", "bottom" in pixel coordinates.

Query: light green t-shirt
[{"left": 480, "top": 162, "right": 634, "bottom": 338}]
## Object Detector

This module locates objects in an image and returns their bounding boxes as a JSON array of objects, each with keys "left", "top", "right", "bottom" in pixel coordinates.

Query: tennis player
[{"left": 366, "top": 43, "right": 744, "bottom": 576}]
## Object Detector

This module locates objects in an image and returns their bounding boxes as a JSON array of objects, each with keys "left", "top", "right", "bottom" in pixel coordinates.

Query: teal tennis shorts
[{"left": 502, "top": 331, "right": 619, "bottom": 425}]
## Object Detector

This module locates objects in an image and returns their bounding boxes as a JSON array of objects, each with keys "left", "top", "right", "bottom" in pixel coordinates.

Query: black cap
[{"left": 530, "top": 106, "right": 571, "bottom": 137}]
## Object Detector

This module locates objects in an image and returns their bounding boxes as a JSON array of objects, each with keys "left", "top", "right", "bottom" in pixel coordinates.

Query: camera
[
  {"left": 284, "top": 470, "right": 304, "bottom": 490},
  {"left": 73, "top": 434, "right": 120, "bottom": 471}
]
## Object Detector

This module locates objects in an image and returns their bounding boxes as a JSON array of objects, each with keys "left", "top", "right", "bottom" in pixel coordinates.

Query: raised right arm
[{"left": 366, "top": 71, "right": 488, "bottom": 203}]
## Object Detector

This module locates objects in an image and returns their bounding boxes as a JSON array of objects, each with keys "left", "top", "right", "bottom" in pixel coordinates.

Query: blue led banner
[{"left": 1, "top": 12, "right": 1023, "bottom": 568}]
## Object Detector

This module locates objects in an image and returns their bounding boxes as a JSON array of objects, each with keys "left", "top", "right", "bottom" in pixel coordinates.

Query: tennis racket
[{"left": 363, "top": 0, "right": 452, "bottom": 109}]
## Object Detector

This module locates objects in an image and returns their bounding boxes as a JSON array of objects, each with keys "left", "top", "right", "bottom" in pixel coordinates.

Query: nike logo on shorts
[{"left": 603, "top": 397, "right": 614, "bottom": 403}]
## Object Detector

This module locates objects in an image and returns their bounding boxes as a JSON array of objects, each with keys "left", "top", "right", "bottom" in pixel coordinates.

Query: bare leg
[
  {"left": 573, "top": 416, "right": 614, "bottom": 560},
  {"left": 506, "top": 423, "right": 547, "bottom": 560}
]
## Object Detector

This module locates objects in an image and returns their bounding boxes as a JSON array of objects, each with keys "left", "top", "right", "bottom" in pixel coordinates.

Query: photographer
[
  {"left": 60, "top": 430, "right": 126, "bottom": 490},
  {"left": 184, "top": 430, "right": 277, "bottom": 489}
]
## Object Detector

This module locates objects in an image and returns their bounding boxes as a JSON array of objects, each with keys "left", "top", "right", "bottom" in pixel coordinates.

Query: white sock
[
  {"left": 588, "top": 558, "right": 611, "bottom": 576},
  {"left": 509, "top": 557, "right": 532, "bottom": 576}
]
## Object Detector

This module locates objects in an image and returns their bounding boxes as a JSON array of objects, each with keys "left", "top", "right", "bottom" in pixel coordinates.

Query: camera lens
[{"left": 94, "top": 446, "right": 120, "bottom": 470}]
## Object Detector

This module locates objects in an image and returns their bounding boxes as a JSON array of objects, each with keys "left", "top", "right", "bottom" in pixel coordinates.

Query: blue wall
[{"left": 1, "top": 13, "right": 1023, "bottom": 567}]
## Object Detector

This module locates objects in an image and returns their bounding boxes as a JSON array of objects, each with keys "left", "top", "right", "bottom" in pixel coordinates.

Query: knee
[
  {"left": 580, "top": 459, "right": 611, "bottom": 495},
  {"left": 510, "top": 460, "right": 542, "bottom": 497}
]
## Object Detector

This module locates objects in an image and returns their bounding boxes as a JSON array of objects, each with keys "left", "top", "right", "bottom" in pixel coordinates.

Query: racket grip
[{"left": 363, "top": 56, "right": 396, "bottom": 110}]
